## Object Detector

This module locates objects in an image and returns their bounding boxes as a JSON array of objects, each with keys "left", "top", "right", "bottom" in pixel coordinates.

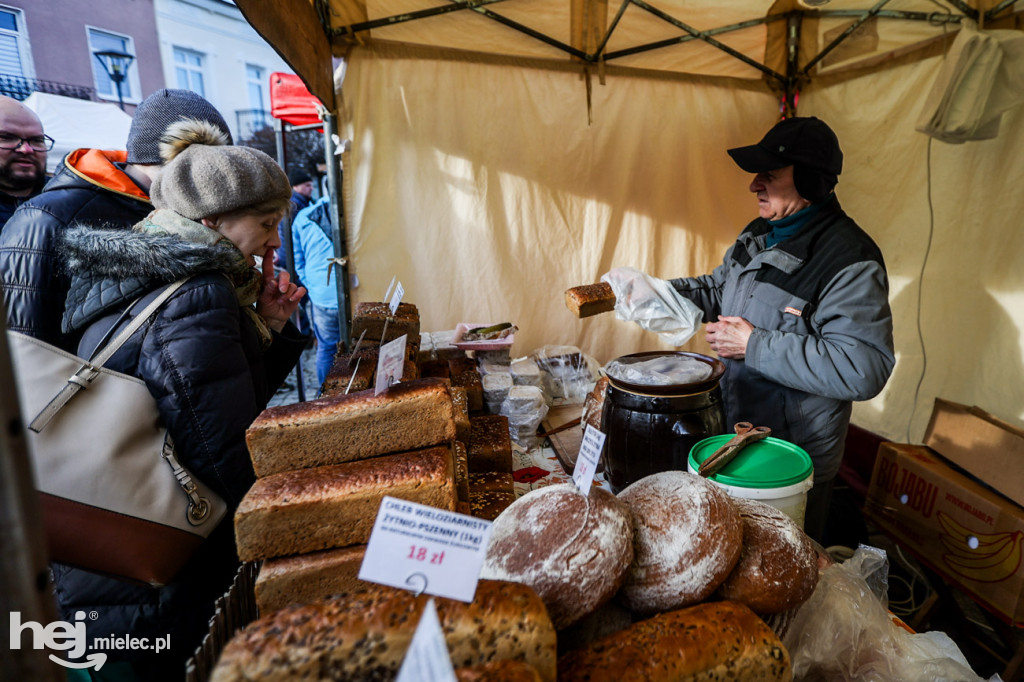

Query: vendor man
[{"left": 670, "top": 117, "right": 895, "bottom": 543}]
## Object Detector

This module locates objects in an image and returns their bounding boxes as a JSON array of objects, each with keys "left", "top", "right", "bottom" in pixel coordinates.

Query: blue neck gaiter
[{"left": 765, "top": 200, "right": 825, "bottom": 248}]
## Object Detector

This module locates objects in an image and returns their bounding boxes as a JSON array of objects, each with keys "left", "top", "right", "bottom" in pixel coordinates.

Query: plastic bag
[
  {"left": 782, "top": 546, "right": 1001, "bottom": 682},
  {"left": 600, "top": 267, "right": 703, "bottom": 347},
  {"left": 529, "top": 345, "right": 599, "bottom": 405},
  {"left": 499, "top": 385, "right": 549, "bottom": 449}
]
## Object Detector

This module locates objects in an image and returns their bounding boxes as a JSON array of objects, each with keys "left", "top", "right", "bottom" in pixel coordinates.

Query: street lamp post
[{"left": 93, "top": 50, "right": 135, "bottom": 111}]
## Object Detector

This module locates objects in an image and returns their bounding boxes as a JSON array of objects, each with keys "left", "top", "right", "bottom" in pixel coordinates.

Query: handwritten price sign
[
  {"left": 572, "top": 425, "right": 606, "bottom": 496},
  {"left": 359, "top": 497, "right": 493, "bottom": 602}
]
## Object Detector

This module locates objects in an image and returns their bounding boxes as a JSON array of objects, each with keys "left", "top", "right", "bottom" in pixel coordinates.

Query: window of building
[
  {"left": 87, "top": 27, "right": 138, "bottom": 103},
  {"left": 173, "top": 47, "right": 205, "bottom": 97},
  {"left": 246, "top": 64, "right": 265, "bottom": 110},
  {"left": 0, "top": 6, "right": 31, "bottom": 80}
]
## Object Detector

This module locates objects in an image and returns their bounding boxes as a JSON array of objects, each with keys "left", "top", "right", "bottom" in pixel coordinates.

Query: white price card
[
  {"left": 572, "top": 424, "right": 606, "bottom": 496},
  {"left": 395, "top": 599, "right": 457, "bottom": 682},
  {"left": 384, "top": 275, "right": 397, "bottom": 302},
  {"left": 358, "top": 496, "right": 493, "bottom": 603},
  {"left": 374, "top": 334, "right": 407, "bottom": 395},
  {"left": 388, "top": 280, "right": 405, "bottom": 316}
]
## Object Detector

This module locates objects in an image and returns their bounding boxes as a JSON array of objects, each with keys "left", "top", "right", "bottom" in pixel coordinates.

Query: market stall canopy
[
  {"left": 22, "top": 92, "right": 133, "bottom": 174},
  {"left": 235, "top": 0, "right": 1022, "bottom": 112},
  {"left": 270, "top": 71, "right": 325, "bottom": 127}
]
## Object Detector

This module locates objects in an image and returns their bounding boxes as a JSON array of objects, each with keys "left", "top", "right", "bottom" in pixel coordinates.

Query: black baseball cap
[{"left": 727, "top": 117, "right": 843, "bottom": 176}]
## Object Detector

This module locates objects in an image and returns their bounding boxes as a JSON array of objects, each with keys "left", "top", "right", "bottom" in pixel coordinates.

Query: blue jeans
[{"left": 311, "top": 304, "right": 341, "bottom": 387}]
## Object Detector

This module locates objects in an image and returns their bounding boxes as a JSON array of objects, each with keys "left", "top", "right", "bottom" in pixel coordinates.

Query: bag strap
[{"left": 29, "top": 278, "right": 190, "bottom": 433}]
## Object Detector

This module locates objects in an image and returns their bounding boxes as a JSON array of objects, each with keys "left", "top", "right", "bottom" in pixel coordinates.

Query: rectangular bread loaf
[
  {"left": 352, "top": 301, "right": 420, "bottom": 344},
  {"left": 565, "top": 282, "right": 616, "bottom": 318},
  {"left": 235, "top": 446, "right": 456, "bottom": 562},
  {"left": 468, "top": 414, "right": 513, "bottom": 473},
  {"left": 454, "top": 441, "right": 470, "bottom": 503},
  {"left": 451, "top": 367, "right": 484, "bottom": 412},
  {"left": 469, "top": 489, "right": 516, "bottom": 521},
  {"left": 210, "top": 580, "right": 557, "bottom": 682},
  {"left": 452, "top": 386, "right": 471, "bottom": 442},
  {"left": 320, "top": 348, "right": 378, "bottom": 397},
  {"left": 255, "top": 545, "right": 368, "bottom": 615},
  {"left": 469, "top": 471, "right": 514, "bottom": 494},
  {"left": 557, "top": 601, "right": 791, "bottom": 682},
  {"left": 246, "top": 377, "right": 456, "bottom": 477}
]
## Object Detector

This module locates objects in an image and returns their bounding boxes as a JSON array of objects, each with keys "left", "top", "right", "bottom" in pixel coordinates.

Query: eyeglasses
[{"left": 0, "top": 133, "right": 55, "bottom": 151}]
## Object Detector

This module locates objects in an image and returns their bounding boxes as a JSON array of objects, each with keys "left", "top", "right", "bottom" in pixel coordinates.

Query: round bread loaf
[
  {"left": 716, "top": 497, "right": 819, "bottom": 614},
  {"left": 481, "top": 483, "right": 634, "bottom": 629},
  {"left": 618, "top": 471, "right": 742, "bottom": 615}
]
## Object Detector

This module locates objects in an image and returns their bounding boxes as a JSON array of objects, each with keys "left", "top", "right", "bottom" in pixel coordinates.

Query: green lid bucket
[{"left": 688, "top": 435, "right": 814, "bottom": 526}]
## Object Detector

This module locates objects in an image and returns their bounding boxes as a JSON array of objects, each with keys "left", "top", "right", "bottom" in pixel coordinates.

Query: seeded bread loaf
[
  {"left": 351, "top": 301, "right": 420, "bottom": 344},
  {"left": 565, "top": 282, "right": 616, "bottom": 318},
  {"left": 245, "top": 377, "right": 456, "bottom": 477},
  {"left": 209, "top": 580, "right": 557, "bottom": 682},
  {"left": 452, "top": 386, "right": 471, "bottom": 442},
  {"left": 320, "top": 348, "right": 378, "bottom": 397},
  {"left": 469, "top": 490, "right": 516, "bottom": 521},
  {"left": 255, "top": 545, "right": 368, "bottom": 614},
  {"left": 469, "top": 471, "right": 515, "bottom": 494},
  {"left": 556, "top": 600, "right": 792, "bottom": 682},
  {"left": 468, "top": 414, "right": 513, "bottom": 473},
  {"left": 481, "top": 484, "right": 634, "bottom": 630},
  {"left": 454, "top": 441, "right": 470, "bottom": 502},
  {"left": 235, "top": 446, "right": 455, "bottom": 562},
  {"left": 451, "top": 367, "right": 484, "bottom": 412},
  {"left": 456, "top": 660, "right": 542, "bottom": 681}
]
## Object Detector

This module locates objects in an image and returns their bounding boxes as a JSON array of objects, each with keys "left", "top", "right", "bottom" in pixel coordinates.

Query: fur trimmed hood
[{"left": 60, "top": 222, "right": 240, "bottom": 333}]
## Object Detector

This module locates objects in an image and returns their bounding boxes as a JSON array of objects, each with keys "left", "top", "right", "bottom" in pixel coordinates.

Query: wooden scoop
[{"left": 698, "top": 421, "right": 771, "bottom": 478}]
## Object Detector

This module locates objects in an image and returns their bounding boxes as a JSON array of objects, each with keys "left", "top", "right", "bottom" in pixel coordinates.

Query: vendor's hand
[
  {"left": 706, "top": 315, "right": 753, "bottom": 359},
  {"left": 257, "top": 248, "right": 306, "bottom": 332}
]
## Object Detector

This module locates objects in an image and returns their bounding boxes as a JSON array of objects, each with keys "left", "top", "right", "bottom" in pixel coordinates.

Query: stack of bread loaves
[{"left": 238, "top": 376, "right": 462, "bottom": 614}]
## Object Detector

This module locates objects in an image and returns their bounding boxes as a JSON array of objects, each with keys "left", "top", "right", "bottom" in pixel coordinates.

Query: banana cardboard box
[{"left": 864, "top": 442, "right": 1024, "bottom": 626}]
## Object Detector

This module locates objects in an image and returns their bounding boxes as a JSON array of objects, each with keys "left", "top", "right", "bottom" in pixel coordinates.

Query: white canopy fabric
[
  {"left": 235, "top": 0, "right": 1024, "bottom": 442},
  {"left": 23, "top": 92, "right": 133, "bottom": 174}
]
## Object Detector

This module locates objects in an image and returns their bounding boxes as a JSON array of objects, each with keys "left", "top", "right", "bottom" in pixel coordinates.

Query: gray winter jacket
[{"left": 671, "top": 195, "right": 894, "bottom": 482}]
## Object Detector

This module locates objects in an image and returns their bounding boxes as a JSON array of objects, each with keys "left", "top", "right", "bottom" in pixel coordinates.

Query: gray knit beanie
[
  {"left": 127, "top": 89, "right": 232, "bottom": 164},
  {"left": 149, "top": 119, "right": 291, "bottom": 220}
]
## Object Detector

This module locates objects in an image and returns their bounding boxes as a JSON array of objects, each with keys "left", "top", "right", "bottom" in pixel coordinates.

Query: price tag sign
[
  {"left": 375, "top": 334, "right": 407, "bottom": 395},
  {"left": 395, "top": 598, "right": 457, "bottom": 682},
  {"left": 388, "top": 280, "right": 405, "bottom": 316},
  {"left": 358, "top": 497, "right": 494, "bottom": 603},
  {"left": 572, "top": 424, "right": 606, "bottom": 496},
  {"left": 383, "top": 275, "right": 397, "bottom": 302}
]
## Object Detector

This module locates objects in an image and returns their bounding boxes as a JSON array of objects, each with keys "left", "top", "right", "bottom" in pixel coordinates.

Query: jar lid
[
  {"left": 688, "top": 435, "right": 813, "bottom": 488},
  {"left": 603, "top": 351, "right": 725, "bottom": 396}
]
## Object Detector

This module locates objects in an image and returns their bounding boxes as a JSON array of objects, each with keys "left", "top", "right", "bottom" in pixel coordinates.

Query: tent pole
[
  {"left": 275, "top": 117, "right": 306, "bottom": 402},
  {"left": 322, "top": 113, "right": 352, "bottom": 350}
]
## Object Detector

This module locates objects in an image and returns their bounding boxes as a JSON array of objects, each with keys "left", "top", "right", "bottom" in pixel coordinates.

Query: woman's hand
[{"left": 257, "top": 247, "right": 306, "bottom": 332}]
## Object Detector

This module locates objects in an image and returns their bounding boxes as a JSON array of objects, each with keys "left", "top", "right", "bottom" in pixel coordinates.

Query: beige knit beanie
[{"left": 149, "top": 119, "right": 291, "bottom": 220}]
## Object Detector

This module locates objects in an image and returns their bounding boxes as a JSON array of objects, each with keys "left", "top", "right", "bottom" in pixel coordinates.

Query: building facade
[
  {"left": 0, "top": 0, "right": 163, "bottom": 112},
  {"left": 153, "top": 0, "right": 294, "bottom": 144}
]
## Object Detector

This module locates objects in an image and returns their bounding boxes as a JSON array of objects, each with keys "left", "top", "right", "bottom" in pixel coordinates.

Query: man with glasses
[
  {"left": 0, "top": 89, "right": 233, "bottom": 350},
  {"left": 0, "top": 95, "right": 50, "bottom": 230}
]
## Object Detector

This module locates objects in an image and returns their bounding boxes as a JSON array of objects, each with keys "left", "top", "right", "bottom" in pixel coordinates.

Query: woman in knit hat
[{"left": 55, "top": 119, "right": 308, "bottom": 681}]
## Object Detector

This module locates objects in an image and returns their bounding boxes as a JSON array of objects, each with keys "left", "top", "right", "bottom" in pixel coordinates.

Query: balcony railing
[
  {"left": 0, "top": 73, "right": 95, "bottom": 102},
  {"left": 236, "top": 109, "right": 272, "bottom": 142}
]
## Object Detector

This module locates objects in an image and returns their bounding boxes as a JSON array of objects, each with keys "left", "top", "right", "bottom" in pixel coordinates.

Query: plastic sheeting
[{"left": 339, "top": 36, "right": 1024, "bottom": 445}]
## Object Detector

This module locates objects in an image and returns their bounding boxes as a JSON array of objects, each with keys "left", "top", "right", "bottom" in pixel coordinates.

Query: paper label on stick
[
  {"left": 389, "top": 280, "right": 405, "bottom": 316},
  {"left": 375, "top": 334, "right": 407, "bottom": 395},
  {"left": 395, "top": 598, "right": 456, "bottom": 682},
  {"left": 358, "top": 497, "right": 493, "bottom": 603},
  {"left": 384, "top": 275, "right": 397, "bottom": 302},
  {"left": 572, "top": 424, "right": 606, "bottom": 495}
]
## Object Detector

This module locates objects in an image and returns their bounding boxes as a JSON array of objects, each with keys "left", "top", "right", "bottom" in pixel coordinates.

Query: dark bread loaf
[
  {"left": 456, "top": 660, "right": 542, "bottom": 681},
  {"left": 556, "top": 600, "right": 792, "bottom": 682},
  {"left": 255, "top": 545, "right": 367, "bottom": 614},
  {"left": 565, "top": 282, "right": 616, "bottom": 318},
  {"left": 716, "top": 497, "right": 819, "bottom": 614},
  {"left": 617, "top": 471, "right": 742, "bottom": 615},
  {"left": 351, "top": 301, "right": 420, "bottom": 344},
  {"left": 481, "top": 483, "right": 633, "bottom": 630},
  {"left": 469, "top": 490, "right": 516, "bottom": 521},
  {"left": 235, "top": 446, "right": 456, "bottom": 561},
  {"left": 468, "top": 414, "right": 513, "bottom": 473},
  {"left": 246, "top": 377, "right": 456, "bottom": 477},
  {"left": 210, "top": 580, "right": 557, "bottom": 682}
]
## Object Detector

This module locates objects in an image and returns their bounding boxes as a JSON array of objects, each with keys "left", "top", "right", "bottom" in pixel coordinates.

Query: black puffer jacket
[
  {"left": 54, "top": 225, "right": 306, "bottom": 681},
  {"left": 0, "top": 150, "right": 151, "bottom": 350}
]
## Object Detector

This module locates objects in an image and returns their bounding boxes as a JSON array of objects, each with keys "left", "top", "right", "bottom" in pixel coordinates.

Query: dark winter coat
[
  {"left": 0, "top": 174, "right": 44, "bottom": 229},
  {"left": 53, "top": 224, "right": 306, "bottom": 681},
  {"left": 0, "top": 149, "right": 151, "bottom": 350}
]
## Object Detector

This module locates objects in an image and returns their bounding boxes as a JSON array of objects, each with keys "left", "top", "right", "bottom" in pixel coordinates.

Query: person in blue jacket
[{"left": 291, "top": 195, "right": 340, "bottom": 386}]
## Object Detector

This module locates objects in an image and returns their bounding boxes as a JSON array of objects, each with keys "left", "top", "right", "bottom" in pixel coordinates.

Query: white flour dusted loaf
[
  {"left": 617, "top": 471, "right": 742, "bottom": 615},
  {"left": 234, "top": 446, "right": 455, "bottom": 561},
  {"left": 210, "top": 580, "right": 557, "bottom": 682},
  {"left": 716, "top": 498, "right": 819, "bottom": 614},
  {"left": 557, "top": 600, "right": 792, "bottom": 682},
  {"left": 245, "top": 377, "right": 456, "bottom": 477},
  {"left": 481, "top": 483, "right": 634, "bottom": 630}
]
